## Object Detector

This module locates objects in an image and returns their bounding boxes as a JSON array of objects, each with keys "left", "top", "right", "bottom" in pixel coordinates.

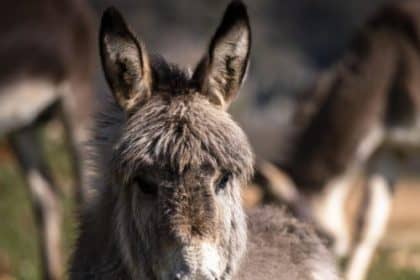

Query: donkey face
[{"left": 99, "top": 2, "right": 252, "bottom": 279}]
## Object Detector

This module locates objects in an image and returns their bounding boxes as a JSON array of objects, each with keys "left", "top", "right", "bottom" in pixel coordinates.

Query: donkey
[
  {"left": 70, "top": 2, "right": 339, "bottom": 279},
  {"left": 255, "top": 1, "right": 420, "bottom": 279},
  {"left": 0, "top": 0, "right": 94, "bottom": 279}
]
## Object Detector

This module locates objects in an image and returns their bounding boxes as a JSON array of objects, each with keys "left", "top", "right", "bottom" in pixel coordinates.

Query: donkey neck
[{"left": 284, "top": 29, "right": 401, "bottom": 192}]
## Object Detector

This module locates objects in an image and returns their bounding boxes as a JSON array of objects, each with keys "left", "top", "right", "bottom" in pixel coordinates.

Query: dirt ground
[
  {"left": 360, "top": 178, "right": 420, "bottom": 273},
  {"left": 379, "top": 179, "right": 420, "bottom": 248}
]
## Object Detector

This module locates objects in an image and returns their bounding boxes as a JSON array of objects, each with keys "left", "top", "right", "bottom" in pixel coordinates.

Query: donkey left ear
[{"left": 193, "top": 1, "right": 251, "bottom": 110}]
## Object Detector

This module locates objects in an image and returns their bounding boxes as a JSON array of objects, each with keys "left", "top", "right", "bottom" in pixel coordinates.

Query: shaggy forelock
[
  {"left": 113, "top": 92, "right": 254, "bottom": 181},
  {"left": 150, "top": 55, "right": 193, "bottom": 94}
]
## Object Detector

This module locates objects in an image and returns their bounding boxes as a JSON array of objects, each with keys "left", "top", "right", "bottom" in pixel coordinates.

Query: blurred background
[{"left": 1, "top": 0, "right": 420, "bottom": 279}]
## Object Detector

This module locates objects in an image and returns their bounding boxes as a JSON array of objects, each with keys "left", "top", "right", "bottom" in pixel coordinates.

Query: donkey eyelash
[{"left": 215, "top": 172, "right": 232, "bottom": 192}]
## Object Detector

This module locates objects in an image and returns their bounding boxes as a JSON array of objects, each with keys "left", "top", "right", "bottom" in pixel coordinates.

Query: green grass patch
[
  {"left": 368, "top": 252, "right": 420, "bottom": 280},
  {"left": 0, "top": 123, "right": 78, "bottom": 279}
]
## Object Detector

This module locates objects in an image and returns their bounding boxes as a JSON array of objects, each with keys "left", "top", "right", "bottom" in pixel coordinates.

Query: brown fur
[
  {"left": 71, "top": 2, "right": 339, "bottom": 280},
  {"left": 0, "top": 0, "right": 95, "bottom": 125},
  {"left": 0, "top": 0, "right": 94, "bottom": 79},
  {"left": 255, "top": 1, "right": 420, "bottom": 279},
  {"left": 0, "top": 1, "right": 95, "bottom": 279},
  {"left": 281, "top": 0, "right": 420, "bottom": 192}
]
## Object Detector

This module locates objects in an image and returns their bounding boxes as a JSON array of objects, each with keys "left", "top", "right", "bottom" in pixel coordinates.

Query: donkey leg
[
  {"left": 56, "top": 99, "right": 85, "bottom": 206},
  {"left": 9, "top": 126, "right": 63, "bottom": 280},
  {"left": 312, "top": 172, "right": 356, "bottom": 258},
  {"left": 345, "top": 156, "right": 395, "bottom": 280}
]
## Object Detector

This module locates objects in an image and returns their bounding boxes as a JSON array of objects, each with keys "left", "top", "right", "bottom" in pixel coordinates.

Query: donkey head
[{"left": 99, "top": 2, "right": 252, "bottom": 279}]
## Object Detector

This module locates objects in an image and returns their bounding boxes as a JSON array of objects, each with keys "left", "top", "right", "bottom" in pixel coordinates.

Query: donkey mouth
[{"left": 161, "top": 271, "right": 221, "bottom": 280}]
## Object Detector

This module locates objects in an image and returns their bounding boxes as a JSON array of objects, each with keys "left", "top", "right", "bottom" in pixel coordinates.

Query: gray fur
[
  {"left": 70, "top": 2, "right": 339, "bottom": 280},
  {"left": 240, "top": 206, "right": 339, "bottom": 280}
]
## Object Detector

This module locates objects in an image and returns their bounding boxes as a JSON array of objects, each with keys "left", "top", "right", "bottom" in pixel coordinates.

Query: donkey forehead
[{"left": 115, "top": 95, "right": 254, "bottom": 178}]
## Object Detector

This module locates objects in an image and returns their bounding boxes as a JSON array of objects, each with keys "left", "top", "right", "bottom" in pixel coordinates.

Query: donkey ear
[
  {"left": 193, "top": 1, "right": 251, "bottom": 110},
  {"left": 99, "top": 7, "right": 152, "bottom": 111}
]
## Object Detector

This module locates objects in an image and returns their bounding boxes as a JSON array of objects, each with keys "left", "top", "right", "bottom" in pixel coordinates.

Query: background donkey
[
  {"left": 70, "top": 2, "right": 339, "bottom": 279},
  {"left": 255, "top": 0, "right": 420, "bottom": 279},
  {"left": 0, "top": 0, "right": 95, "bottom": 279}
]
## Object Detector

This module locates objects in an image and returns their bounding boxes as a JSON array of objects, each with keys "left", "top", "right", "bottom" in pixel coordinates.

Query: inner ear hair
[
  {"left": 99, "top": 7, "right": 152, "bottom": 112},
  {"left": 193, "top": 1, "right": 251, "bottom": 110}
]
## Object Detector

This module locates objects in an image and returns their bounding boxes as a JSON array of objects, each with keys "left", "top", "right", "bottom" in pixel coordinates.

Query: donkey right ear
[{"left": 99, "top": 7, "right": 152, "bottom": 111}]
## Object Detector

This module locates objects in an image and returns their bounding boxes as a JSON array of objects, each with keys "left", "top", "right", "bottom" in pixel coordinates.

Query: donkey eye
[
  {"left": 215, "top": 172, "right": 231, "bottom": 192},
  {"left": 134, "top": 177, "right": 158, "bottom": 196}
]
